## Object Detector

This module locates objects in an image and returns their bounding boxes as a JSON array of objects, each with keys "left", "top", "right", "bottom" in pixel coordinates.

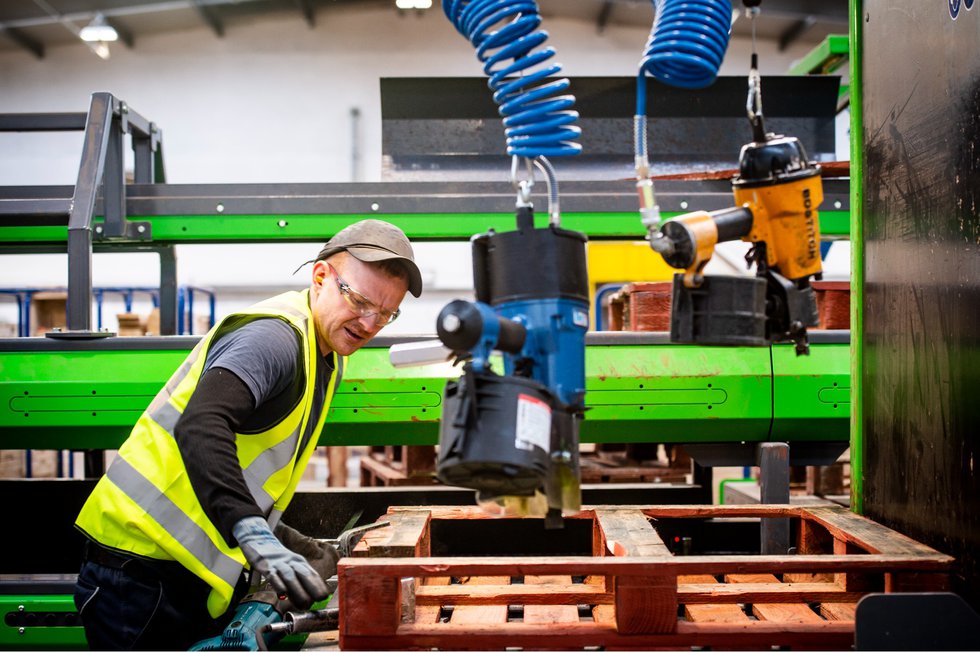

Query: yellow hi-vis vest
[{"left": 75, "top": 289, "right": 344, "bottom": 618}]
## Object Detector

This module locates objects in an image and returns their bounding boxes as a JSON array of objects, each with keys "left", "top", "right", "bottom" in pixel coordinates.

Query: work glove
[
  {"left": 274, "top": 521, "right": 340, "bottom": 582},
  {"left": 232, "top": 515, "right": 329, "bottom": 610}
]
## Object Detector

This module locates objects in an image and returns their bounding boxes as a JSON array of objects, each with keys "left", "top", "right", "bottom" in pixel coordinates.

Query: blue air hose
[
  {"left": 637, "top": 0, "right": 733, "bottom": 114},
  {"left": 442, "top": 0, "right": 581, "bottom": 159},
  {"left": 635, "top": 0, "right": 733, "bottom": 231}
]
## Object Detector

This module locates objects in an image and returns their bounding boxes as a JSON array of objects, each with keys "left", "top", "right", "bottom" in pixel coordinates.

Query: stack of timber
[
  {"left": 579, "top": 443, "right": 690, "bottom": 484},
  {"left": 604, "top": 281, "right": 673, "bottom": 332},
  {"left": 359, "top": 445, "right": 437, "bottom": 487},
  {"left": 360, "top": 443, "right": 691, "bottom": 487},
  {"left": 339, "top": 504, "right": 952, "bottom": 650}
]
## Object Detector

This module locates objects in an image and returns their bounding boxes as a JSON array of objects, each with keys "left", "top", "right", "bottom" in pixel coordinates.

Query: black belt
[
  {"left": 82, "top": 541, "right": 245, "bottom": 596},
  {"left": 83, "top": 541, "right": 186, "bottom": 584}
]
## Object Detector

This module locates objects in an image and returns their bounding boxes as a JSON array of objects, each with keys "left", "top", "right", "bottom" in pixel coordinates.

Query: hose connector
[
  {"left": 648, "top": 230, "right": 675, "bottom": 256},
  {"left": 635, "top": 155, "right": 662, "bottom": 233}
]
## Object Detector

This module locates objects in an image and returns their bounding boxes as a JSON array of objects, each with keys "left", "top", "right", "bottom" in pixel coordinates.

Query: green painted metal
[
  {"left": 849, "top": 0, "right": 864, "bottom": 514},
  {"left": 0, "top": 595, "right": 86, "bottom": 650},
  {"left": 582, "top": 344, "right": 771, "bottom": 443},
  {"left": 718, "top": 477, "right": 754, "bottom": 504},
  {"left": 0, "top": 340, "right": 847, "bottom": 450},
  {"left": 0, "top": 210, "right": 852, "bottom": 245},
  {"left": 0, "top": 593, "right": 312, "bottom": 651},
  {"left": 0, "top": 348, "right": 189, "bottom": 449},
  {"left": 770, "top": 341, "right": 851, "bottom": 442},
  {"left": 788, "top": 35, "right": 850, "bottom": 76}
]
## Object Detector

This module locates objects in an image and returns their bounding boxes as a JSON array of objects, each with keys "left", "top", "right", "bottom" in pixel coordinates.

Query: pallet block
[{"left": 338, "top": 504, "right": 952, "bottom": 650}]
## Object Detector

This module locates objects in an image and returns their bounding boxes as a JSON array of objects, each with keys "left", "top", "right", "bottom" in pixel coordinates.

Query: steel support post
[
  {"left": 757, "top": 442, "right": 791, "bottom": 554},
  {"left": 158, "top": 245, "right": 178, "bottom": 336},
  {"left": 66, "top": 93, "right": 115, "bottom": 332}
]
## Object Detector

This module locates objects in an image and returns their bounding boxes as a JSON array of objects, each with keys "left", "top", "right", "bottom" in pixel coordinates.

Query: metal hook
[{"left": 511, "top": 155, "right": 535, "bottom": 207}]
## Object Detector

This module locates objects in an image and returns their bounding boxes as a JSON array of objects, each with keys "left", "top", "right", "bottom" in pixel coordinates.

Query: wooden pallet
[
  {"left": 360, "top": 445, "right": 691, "bottom": 486},
  {"left": 359, "top": 445, "right": 437, "bottom": 487},
  {"left": 339, "top": 504, "right": 952, "bottom": 650},
  {"left": 579, "top": 451, "right": 689, "bottom": 484}
]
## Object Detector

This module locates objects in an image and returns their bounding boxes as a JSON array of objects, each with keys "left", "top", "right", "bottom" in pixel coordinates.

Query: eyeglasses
[{"left": 326, "top": 263, "right": 400, "bottom": 327}]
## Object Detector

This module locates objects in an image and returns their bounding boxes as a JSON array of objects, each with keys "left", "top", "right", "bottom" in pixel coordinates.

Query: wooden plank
[
  {"left": 679, "top": 574, "right": 748, "bottom": 624},
  {"left": 595, "top": 508, "right": 672, "bottom": 557},
  {"left": 804, "top": 505, "right": 943, "bottom": 555},
  {"left": 638, "top": 504, "right": 803, "bottom": 519},
  {"left": 449, "top": 576, "right": 510, "bottom": 625},
  {"left": 416, "top": 582, "right": 608, "bottom": 605},
  {"left": 352, "top": 510, "right": 431, "bottom": 557},
  {"left": 337, "top": 553, "right": 952, "bottom": 578},
  {"left": 819, "top": 602, "right": 856, "bottom": 621},
  {"left": 678, "top": 581, "right": 856, "bottom": 604},
  {"left": 419, "top": 505, "right": 595, "bottom": 521},
  {"left": 415, "top": 576, "right": 449, "bottom": 625},
  {"left": 523, "top": 575, "right": 580, "bottom": 624},
  {"left": 726, "top": 574, "right": 823, "bottom": 623},
  {"left": 340, "top": 620, "right": 854, "bottom": 651}
]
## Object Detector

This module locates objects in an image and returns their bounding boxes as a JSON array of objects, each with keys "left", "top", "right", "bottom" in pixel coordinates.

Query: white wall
[{"left": 0, "top": 5, "right": 843, "bottom": 334}]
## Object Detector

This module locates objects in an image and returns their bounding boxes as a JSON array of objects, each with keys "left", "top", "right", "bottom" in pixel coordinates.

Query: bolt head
[{"left": 441, "top": 314, "right": 461, "bottom": 332}]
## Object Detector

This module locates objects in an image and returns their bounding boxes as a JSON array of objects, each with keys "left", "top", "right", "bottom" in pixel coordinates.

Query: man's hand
[
  {"left": 274, "top": 521, "right": 340, "bottom": 581},
  {"left": 233, "top": 516, "right": 329, "bottom": 610}
]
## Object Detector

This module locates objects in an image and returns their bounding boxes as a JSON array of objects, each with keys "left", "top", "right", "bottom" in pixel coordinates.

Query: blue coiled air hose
[
  {"left": 635, "top": 0, "right": 733, "bottom": 230},
  {"left": 442, "top": 0, "right": 581, "bottom": 160}
]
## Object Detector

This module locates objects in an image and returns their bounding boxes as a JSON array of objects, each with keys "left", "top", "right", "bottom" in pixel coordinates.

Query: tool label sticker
[{"left": 515, "top": 394, "right": 551, "bottom": 452}]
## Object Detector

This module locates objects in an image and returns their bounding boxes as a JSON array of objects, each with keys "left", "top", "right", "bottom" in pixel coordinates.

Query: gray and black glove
[
  {"left": 233, "top": 516, "right": 329, "bottom": 610},
  {"left": 274, "top": 521, "right": 340, "bottom": 582}
]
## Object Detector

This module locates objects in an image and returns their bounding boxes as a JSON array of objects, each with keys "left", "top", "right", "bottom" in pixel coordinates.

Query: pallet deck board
[{"left": 523, "top": 576, "right": 580, "bottom": 624}]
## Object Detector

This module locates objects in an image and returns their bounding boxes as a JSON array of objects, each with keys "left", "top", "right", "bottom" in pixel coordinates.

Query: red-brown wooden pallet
[
  {"left": 359, "top": 445, "right": 437, "bottom": 487},
  {"left": 338, "top": 505, "right": 952, "bottom": 650}
]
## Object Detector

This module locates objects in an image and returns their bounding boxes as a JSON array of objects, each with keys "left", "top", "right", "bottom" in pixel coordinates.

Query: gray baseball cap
[{"left": 314, "top": 219, "right": 422, "bottom": 297}]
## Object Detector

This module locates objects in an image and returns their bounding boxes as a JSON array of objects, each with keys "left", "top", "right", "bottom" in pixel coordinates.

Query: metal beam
[
  {"left": 778, "top": 15, "right": 817, "bottom": 52},
  {"left": 191, "top": 0, "right": 224, "bottom": 37},
  {"left": 0, "top": 113, "right": 86, "bottom": 131},
  {"left": 105, "top": 16, "right": 134, "bottom": 48},
  {"left": 0, "top": 26, "right": 43, "bottom": 59},
  {"left": 293, "top": 0, "right": 315, "bottom": 27}
]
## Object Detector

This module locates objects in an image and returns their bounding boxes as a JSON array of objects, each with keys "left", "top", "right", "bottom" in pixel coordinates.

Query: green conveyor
[{"left": 0, "top": 331, "right": 848, "bottom": 450}]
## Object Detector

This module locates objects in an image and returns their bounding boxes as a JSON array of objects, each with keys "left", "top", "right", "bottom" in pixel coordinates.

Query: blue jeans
[{"left": 74, "top": 550, "right": 247, "bottom": 650}]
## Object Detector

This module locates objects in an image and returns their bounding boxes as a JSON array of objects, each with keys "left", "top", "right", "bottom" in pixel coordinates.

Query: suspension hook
[
  {"left": 511, "top": 155, "right": 535, "bottom": 208},
  {"left": 744, "top": 3, "right": 767, "bottom": 143}
]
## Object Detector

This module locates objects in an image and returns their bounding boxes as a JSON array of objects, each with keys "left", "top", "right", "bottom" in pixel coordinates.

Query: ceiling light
[
  {"left": 395, "top": 0, "right": 432, "bottom": 9},
  {"left": 91, "top": 41, "right": 111, "bottom": 60},
  {"left": 79, "top": 13, "right": 118, "bottom": 43}
]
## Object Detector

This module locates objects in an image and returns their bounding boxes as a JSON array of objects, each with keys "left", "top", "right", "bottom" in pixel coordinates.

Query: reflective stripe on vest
[{"left": 106, "top": 457, "right": 244, "bottom": 587}]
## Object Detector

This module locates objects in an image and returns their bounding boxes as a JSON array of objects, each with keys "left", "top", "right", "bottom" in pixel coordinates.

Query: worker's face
[{"left": 309, "top": 254, "right": 408, "bottom": 357}]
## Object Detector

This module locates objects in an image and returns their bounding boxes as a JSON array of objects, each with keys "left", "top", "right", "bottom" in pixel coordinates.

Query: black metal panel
[
  {"left": 0, "top": 178, "right": 850, "bottom": 225},
  {"left": 381, "top": 76, "right": 841, "bottom": 182},
  {"left": 862, "top": 0, "right": 980, "bottom": 612},
  {"left": 0, "top": 480, "right": 706, "bottom": 574}
]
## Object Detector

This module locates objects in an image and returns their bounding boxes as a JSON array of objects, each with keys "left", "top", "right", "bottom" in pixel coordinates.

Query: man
[{"left": 73, "top": 219, "right": 422, "bottom": 650}]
